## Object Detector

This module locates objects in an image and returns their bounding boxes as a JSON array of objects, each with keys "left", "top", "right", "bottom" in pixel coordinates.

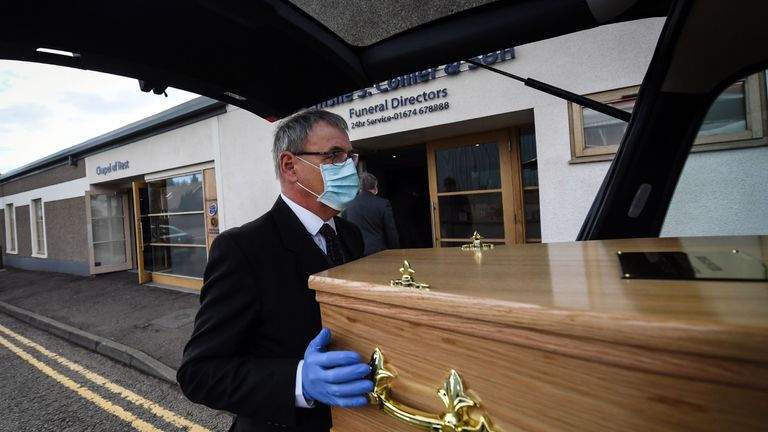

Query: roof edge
[{"left": 0, "top": 96, "right": 227, "bottom": 183}]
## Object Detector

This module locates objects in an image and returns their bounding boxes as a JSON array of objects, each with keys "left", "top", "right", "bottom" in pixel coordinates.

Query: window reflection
[
  {"left": 520, "top": 127, "right": 541, "bottom": 242},
  {"left": 148, "top": 173, "right": 204, "bottom": 214},
  {"left": 149, "top": 246, "right": 206, "bottom": 279},
  {"left": 141, "top": 172, "right": 207, "bottom": 278},
  {"left": 583, "top": 99, "right": 634, "bottom": 148},
  {"left": 439, "top": 192, "right": 504, "bottom": 240},
  {"left": 436, "top": 143, "right": 501, "bottom": 192},
  {"left": 149, "top": 215, "right": 205, "bottom": 245}
]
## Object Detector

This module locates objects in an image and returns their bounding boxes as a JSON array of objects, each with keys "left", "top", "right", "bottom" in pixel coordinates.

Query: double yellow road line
[{"left": 0, "top": 323, "right": 208, "bottom": 432}]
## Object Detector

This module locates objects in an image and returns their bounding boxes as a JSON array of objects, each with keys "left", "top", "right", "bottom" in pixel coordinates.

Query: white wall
[
  {"left": 321, "top": 18, "right": 665, "bottom": 242},
  {"left": 522, "top": 19, "right": 664, "bottom": 241},
  {"left": 85, "top": 117, "right": 218, "bottom": 184},
  {"left": 81, "top": 104, "right": 283, "bottom": 233},
  {"left": 215, "top": 106, "right": 280, "bottom": 230},
  {"left": 534, "top": 103, "right": 611, "bottom": 241}
]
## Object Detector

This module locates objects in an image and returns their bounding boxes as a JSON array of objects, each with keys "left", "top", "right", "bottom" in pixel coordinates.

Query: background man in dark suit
[
  {"left": 343, "top": 173, "right": 400, "bottom": 256},
  {"left": 177, "top": 110, "right": 373, "bottom": 432}
]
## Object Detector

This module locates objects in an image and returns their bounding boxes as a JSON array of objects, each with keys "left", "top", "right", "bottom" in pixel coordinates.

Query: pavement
[{"left": 0, "top": 267, "right": 201, "bottom": 384}]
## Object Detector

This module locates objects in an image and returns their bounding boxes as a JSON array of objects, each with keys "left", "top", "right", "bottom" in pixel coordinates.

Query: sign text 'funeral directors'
[{"left": 349, "top": 89, "right": 449, "bottom": 129}]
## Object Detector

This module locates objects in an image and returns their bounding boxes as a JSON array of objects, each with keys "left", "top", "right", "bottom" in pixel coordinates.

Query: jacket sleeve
[
  {"left": 383, "top": 200, "right": 400, "bottom": 249},
  {"left": 177, "top": 232, "right": 300, "bottom": 427}
]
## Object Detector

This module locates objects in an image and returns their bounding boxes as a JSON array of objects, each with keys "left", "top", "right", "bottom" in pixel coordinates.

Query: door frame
[
  {"left": 131, "top": 181, "right": 152, "bottom": 284},
  {"left": 131, "top": 177, "right": 206, "bottom": 290},
  {"left": 85, "top": 190, "right": 133, "bottom": 275}
]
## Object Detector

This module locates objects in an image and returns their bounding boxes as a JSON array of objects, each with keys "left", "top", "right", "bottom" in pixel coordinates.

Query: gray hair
[
  {"left": 359, "top": 172, "right": 377, "bottom": 191},
  {"left": 273, "top": 109, "right": 349, "bottom": 177}
]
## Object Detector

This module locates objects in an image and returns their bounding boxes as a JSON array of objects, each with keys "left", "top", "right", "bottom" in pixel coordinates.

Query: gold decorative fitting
[
  {"left": 461, "top": 232, "right": 494, "bottom": 251},
  {"left": 390, "top": 260, "right": 430, "bottom": 290},
  {"left": 367, "top": 348, "right": 499, "bottom": 432}
]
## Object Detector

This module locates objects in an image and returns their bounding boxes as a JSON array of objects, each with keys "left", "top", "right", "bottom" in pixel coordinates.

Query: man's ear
[{"left": 280, "top": 152, "right": 298, "bottom": 182}]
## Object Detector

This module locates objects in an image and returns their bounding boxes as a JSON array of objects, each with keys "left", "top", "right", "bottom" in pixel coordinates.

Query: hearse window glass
[
  {"left": 661, "top": 71, "right": 768, "bottom": 238},
  {"left": 694, "top": 74, "right": 765, "bottom": 149},
  {"left": 698, "top": 80, "right": 747, "bottom": 137}
]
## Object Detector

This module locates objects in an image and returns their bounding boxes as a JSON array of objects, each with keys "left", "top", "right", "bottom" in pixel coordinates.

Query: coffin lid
[{"left": 310, "top": 236, "right": 768, "bottom": 363}]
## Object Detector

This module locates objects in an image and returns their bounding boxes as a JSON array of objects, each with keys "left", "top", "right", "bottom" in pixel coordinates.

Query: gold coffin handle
[{"left": 367, "top": 348, "right": 499, "bottom": 432}]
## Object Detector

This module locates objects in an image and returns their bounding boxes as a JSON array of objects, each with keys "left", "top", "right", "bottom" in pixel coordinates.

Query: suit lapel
[
  {"left": 334, "top": 216, "right": 363, "bottom": 261},
  {"left": 270, "top": 197, "right": 334, "bottom": 274}
]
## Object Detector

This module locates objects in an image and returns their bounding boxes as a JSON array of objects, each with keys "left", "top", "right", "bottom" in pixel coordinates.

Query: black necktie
[{"left": 319, "top": 223, "right": 344, "bottom": 266}]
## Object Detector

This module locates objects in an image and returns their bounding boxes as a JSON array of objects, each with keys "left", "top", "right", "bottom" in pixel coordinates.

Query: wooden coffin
[{"left": 309, "top": 236, "right": 768, "bottom": 431}]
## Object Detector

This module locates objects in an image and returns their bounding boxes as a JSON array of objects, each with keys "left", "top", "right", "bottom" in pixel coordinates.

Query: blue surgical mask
[{"left": 296, "top": 157, "right": 360, "bottom": 211}]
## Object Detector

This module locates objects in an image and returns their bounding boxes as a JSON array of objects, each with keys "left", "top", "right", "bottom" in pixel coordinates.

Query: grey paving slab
[{"left": 0, "top": 267, "right": 200, "bottom": 379}]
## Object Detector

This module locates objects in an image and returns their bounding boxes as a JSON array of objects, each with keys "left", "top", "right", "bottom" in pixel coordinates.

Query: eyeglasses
[{"left": 295, "top": 150, "right": 359, "bottom": 166}]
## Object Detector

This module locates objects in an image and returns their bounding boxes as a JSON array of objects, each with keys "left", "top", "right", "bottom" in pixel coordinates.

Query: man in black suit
[
  {"left": 177, "top": 110, "right": 373, "bottom": 431},
  {"left": 343, "top": 173, "right": 400, "bottom": 256}
]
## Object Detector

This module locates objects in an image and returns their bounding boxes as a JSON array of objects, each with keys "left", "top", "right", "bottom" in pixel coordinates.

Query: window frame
[
  {"left": 29, "top": 198, "right": 47, "bottom": 258},
  {"left": 143, "top": 171, "right": 208, "bottom": 280},
  {"left": 4, "top": 203, "right": 18, "bottom": 254},
  {"left": 569, "top": 73, "right": 768, "bottom": 162},
  {"left": 569, "top": 85, "right": 639, "bottom": 161}
]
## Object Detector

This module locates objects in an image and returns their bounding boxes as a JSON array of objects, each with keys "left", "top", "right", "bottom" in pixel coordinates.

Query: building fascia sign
[
  {"left": 312, "top": 48, "right": 515, "bottom": 129},
  {"left": 95, "top": 160, "right": 130, "bottom": 176}
]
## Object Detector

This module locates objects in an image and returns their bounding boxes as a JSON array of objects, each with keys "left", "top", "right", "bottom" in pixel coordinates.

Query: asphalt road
[{"left": 0, "top": 312, "right": 232, "bottom": 431}]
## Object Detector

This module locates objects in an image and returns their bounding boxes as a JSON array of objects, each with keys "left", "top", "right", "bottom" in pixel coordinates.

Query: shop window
[
  {"left": 30, "top": 198, "right": 46, "bottom": 257},
  {"left": 519, "top": 127, "right": 541, "bottom": 243},
  {"left": 568, "top": 85, "right": 638, "bottom": 160},
  {"left": 569, "top": 73, "right": 767, "bottom": 161},
  {"left": 142, "top": 173, "right": 206, "bottom": 278},
  {"left": 4, "top": 203, "right": 17, "bottom": 253}
]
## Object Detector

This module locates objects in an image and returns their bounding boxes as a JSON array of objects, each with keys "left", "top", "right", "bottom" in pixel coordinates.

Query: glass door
[
  {"left": 145, "top": 173, "right": 207, "bottom": 281},
  {"left": 86, "top": 192, "right": 132, "bottom": 274},
  {"left": 427, "top": 129, "right": 524, "bottom": 247}
]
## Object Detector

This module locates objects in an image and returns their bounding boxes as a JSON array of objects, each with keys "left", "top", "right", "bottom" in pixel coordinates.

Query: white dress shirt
[{"left": 280, "top": 194, "right": 337, "bottom": 408}]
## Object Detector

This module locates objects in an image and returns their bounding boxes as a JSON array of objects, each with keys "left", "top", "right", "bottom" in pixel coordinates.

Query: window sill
[
  {"left": 569, "top": 138, "right": 767, "bottom": 164},
  {"left": 4, "top": 250, "right": 19, "bottom": 255},
  {"left": 569, "top": 153, "right": 615, "bottom": 164},
  {"left": 691, "top": 137, "right": 768, "bottom": 153},
  {"left": 31, "top": 253, "right": 48, "bottom": 259}
]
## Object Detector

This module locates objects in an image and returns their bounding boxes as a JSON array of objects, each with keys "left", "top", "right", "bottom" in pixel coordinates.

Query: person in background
[
  {"left": 177, "top": 109, "right": 373, "bottom": 432},
  {"left": 343, "top": 172, "right": 400, "bottom": 256}
]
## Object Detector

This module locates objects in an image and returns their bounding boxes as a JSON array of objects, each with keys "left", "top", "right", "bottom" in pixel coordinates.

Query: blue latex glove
[{"left": 302, "top": 328, "right": 374, "bottom": 407}]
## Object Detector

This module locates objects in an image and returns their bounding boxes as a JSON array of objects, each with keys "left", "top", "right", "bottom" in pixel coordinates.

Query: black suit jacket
[
  {"left": 177, "top": 197, "right": 364, "bottom": 432},
  {"left": 342, "top": 191, "right": 400, "bottom": 256}
]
